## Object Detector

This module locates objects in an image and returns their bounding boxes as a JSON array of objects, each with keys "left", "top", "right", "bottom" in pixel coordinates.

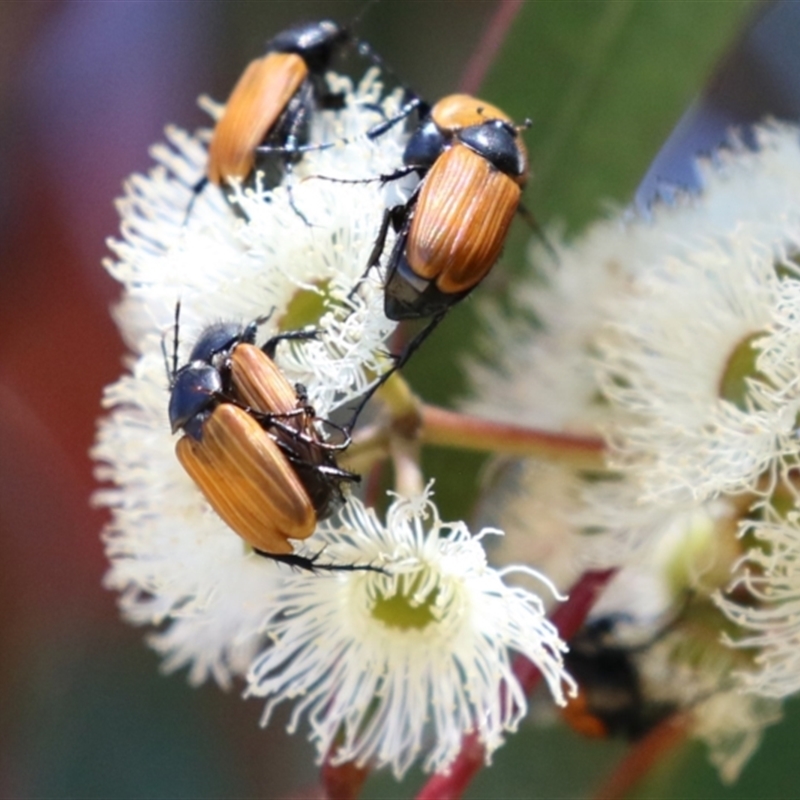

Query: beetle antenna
[
  {"left": 346, "top": 0, "right": 413, "bottom": 99},
  {"left": 165, "top": 300, "right": 182, "bottom": 384},
  {"left": 349, "top": 0, "right": 380, "bottom": 32},
  {"left": 516, "top": 203, "right": 560, "bottom": 265},
  {"left": 160, "top": 333, "right": 172, "bottom": 386},
  {"left": 365, "top": 93, "right": 426, "bottom": 140}
]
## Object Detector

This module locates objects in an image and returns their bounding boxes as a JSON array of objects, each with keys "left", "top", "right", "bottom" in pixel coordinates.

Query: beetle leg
[
  {"left": 304, "top": 164, "right": 419, "bottom": 188},
  {"left": 345, "top": 310, "right": 447, "bottom": 432},
  {"left": 365, "top": 94, "right": 425, "bottom": 140},
  {"left": 269, "top": 420, "right": 358, "bottom": 461},
  {"left": 279, "top": 446, "right": 360, "bottom": 482},
  {"left": 302, "top": 461, "right": 360, "bottom": 482},
  {"left": 367, "top": 206, "right": 394, "bottom": 266},
  {"left": 287, "top": 182, "right": 315, "bottom": 227},
  {"left": 183, "top": 176, "right": 209, "bottom": 225},
  {"left": 313, "top": 416, "right": 353, "bottom": 450},
  {"left": 254, "top": 549, "right": 387, "bottom": 574},
  {"left": 262, "top": 328, "right": 321, "bottom": 359},
  {"left": 242, "top": 405, "right": 306, "bottom": 425},
  {"left": 348, "top": 204, "right": 403, "bottom": 302}
]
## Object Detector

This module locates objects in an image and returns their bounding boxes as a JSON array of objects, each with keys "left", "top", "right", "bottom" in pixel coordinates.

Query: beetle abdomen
[
  {"left": 207, "top": 52, "right": 308, "bottom": 185},
  {"left": 229, "top": 343, "right": 298, "bottom": 416},
  {"left": 175, "top": 404, "right": 316, "bottom": 553},
  {"left": 405, "top": 146, "right": 521, "bottom": 295}
]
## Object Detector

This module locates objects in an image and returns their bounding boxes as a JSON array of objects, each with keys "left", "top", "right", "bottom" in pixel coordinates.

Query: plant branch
[
  {"left": 421, "top": 404, "right": 607, "bottom": 469},
  {"left": 320, "top": 758, "right": 369, "bottom": 800}
]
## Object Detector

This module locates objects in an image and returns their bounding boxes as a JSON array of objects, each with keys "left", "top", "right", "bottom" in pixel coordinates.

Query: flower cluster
[
  {"left": 97, "top": 21, "right": 800, "bottom": 790},
  {"left": 465, "top": 123, "right": 800, "bottom": 781},
  {"left": 94, "top": 67, "right": 575, "bottom": 779}
]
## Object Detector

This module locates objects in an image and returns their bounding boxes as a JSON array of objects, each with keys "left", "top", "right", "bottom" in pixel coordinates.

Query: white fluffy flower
[
  {"left": 467, "top": 123, "right": 800, "bottom": 506},
  {"left": 463, "top": 221, "right": 634, "bottom": 434},
  {"left": 716, "top": 503, "right": 800, "bottom": 699},
  {"left": 637, "top": 623, "right": 782, "bottom": 785},
  {"left": 596, "top": 225, "right": 800, "bottom": 503},
  {"left": 105, "top": 70, "right": 412, "bottom": 414},
  {"left": 245, "top": 489, "right": 575, "bottom": 779},
  {"left": 465, "top": 123, "right": 800, "bottom": 433}
]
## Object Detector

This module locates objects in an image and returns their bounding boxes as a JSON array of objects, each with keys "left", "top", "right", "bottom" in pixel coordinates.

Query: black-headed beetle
[
  {"left": 346, "top": 94, "right": 530, "bottom": 424},
  {"left": 206, "top": 20, "right": 350, "bottom": 194},
  {"left": 166, "top": 305, "right": 375, "bottom": 573}
]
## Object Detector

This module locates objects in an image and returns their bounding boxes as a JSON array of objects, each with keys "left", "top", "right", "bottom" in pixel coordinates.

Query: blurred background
[{"left": 4, "top": 1, "right": 800, "bottom": 797}]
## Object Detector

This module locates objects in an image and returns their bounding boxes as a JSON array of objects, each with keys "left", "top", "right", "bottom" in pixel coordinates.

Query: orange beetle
[
  {"left": 378, "top": 93, "right": 529, "bottom": 320},
  {"left": 347, "top": 94, "right": 531, "bottom": 425},
  {"left": 206, "top": 20, "right": 349, "bottom": 194},
  {"left": 167, "top": 309, "right": 375, "bottom": 573}
]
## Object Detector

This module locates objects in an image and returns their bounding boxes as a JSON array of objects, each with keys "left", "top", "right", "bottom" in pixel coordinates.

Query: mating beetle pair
[{"left": 167, "top": 306, "right": 377, "bottom": 573}]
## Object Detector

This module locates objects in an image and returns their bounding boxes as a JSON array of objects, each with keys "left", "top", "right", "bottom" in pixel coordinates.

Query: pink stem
[
  {"left": 421, "top": 404, "right": 606, "bottom": 466},
  {"left": 458, "top": 0, "right": 526, "bottom": 95},
  {"left": 416, "top": 569, "right": 617, "bottom": 800}
]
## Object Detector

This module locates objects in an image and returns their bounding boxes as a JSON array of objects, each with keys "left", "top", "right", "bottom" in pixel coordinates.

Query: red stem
[
  {"left": 593, "top": 712, "right": 690, "bottom": 800},
  {"left": 459, "top": 0, "right": 526, "bottom": 95},
  {"left": 320, "top": 758, "right": 370, "bottom": 800},
  {"left": 416, "top": 569, "right": 617, "bottom": 800}
]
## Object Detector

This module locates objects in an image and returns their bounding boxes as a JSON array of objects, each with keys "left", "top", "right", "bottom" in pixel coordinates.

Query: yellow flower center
[
  {"left": 371, "top": 578, "right": 439, "bottom": 631},
  {"left": 718, "top": 333, "right": 769, "bottom": 411},
  {"left": 279, "top": 280, "right": 332, "bottom": 331}
]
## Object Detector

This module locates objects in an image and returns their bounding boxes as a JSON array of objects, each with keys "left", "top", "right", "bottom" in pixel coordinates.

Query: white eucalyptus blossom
[
  {"left": 638, "top": 626, "right": 782, "bottom": 785},
  {"left": 466, "top": 123, "right": 800, "bottom": 433},
  {"left": 716, "top": 503, "right": 800, "bottom": 699},
  {"left": 246, "top": 489, "right": 575, "bottom": 779},
  {"left": 105, "top": 70, "right": 412, "bottom": 413},
  {"left": 95, "top": 64, "right": 575, "bottom": 782},
  {"left": 596, "top": 225, "right": 800, "bottom": 503},
  {"left": 464, "top": 123, "right": 800, "bottom": 783}
]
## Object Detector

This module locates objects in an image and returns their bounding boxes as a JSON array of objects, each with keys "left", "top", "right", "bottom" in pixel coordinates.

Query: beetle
[
  {"left": 374, "top": 93, "right": 529, "bottom": 320},
  {"left": 560, "top": 616, "right": 679, "bottom": 741},
  {"left": 205, "top": 20, "right": 348, "bottom": 197},
  {"left": 166, "top": 304, "right": 376, "bottom": 573},
  {"left": 345, "top": 93, "right": 531, "bottom": 425},
  {"left": 194, "top": 17, "right": 415, "bottom": 216}
]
